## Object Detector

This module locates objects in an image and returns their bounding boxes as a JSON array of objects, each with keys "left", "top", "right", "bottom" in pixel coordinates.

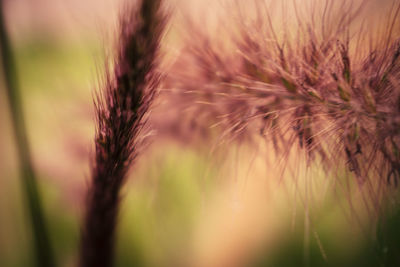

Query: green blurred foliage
[
  {"left": 116, "top": 147, "right": 215, "bottom": 267},
  {"left": 1, "top": 31, "right": 400, "bottom": 267}
]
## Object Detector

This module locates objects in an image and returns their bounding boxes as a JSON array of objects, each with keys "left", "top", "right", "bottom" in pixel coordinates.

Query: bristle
[
  {"left": 164, "top": 0, "right": 400, "bottom": 195},
  {"left": 79, "top": 1, "right": 166, "bottom": 266}
]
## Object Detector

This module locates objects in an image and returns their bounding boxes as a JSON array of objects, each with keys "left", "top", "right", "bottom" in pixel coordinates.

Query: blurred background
[{"left": 0, "top": 0, "right": 400, "bottom": 266}]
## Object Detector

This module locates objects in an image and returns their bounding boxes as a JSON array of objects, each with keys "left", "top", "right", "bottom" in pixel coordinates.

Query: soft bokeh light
[{"left": 1, "top": 1, "right": 400, "bottom": 266}]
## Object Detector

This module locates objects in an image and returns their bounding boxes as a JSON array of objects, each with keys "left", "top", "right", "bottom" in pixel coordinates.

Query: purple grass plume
[
  {"left": 166, "top": 0, "right": 400, "bottom": 191},
  {"left": 79, "top": 0, "right": 167, "bottom": 266}
]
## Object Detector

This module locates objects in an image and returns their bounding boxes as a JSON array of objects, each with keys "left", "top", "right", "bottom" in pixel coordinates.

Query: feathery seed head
[
  {"left": 80, "top": 1, "right": 167, "bottom": 266},
  {"left": 163, "top": 0, "right": 400, "bottom": 192}
]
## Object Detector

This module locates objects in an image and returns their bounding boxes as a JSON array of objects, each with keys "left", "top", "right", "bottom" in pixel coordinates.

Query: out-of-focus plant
[
  {"left": 166, "top": 0, "right": 400, "bottom": 198},
  {"left": 0, "top": 1, "right": 55, "bottom": 266}
]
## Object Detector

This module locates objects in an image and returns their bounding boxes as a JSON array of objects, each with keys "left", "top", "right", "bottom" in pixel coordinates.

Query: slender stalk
[
  {"left": 0, "top": 1, "right": 55, "bottom": 267},
  {"left": 79, "top": 1, "right": 166, "bottom": 266}
]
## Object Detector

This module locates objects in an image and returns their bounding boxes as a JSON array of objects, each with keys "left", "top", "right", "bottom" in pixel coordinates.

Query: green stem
[{"left": 0, "top": 2, "right": 55, "bottom": 267}]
